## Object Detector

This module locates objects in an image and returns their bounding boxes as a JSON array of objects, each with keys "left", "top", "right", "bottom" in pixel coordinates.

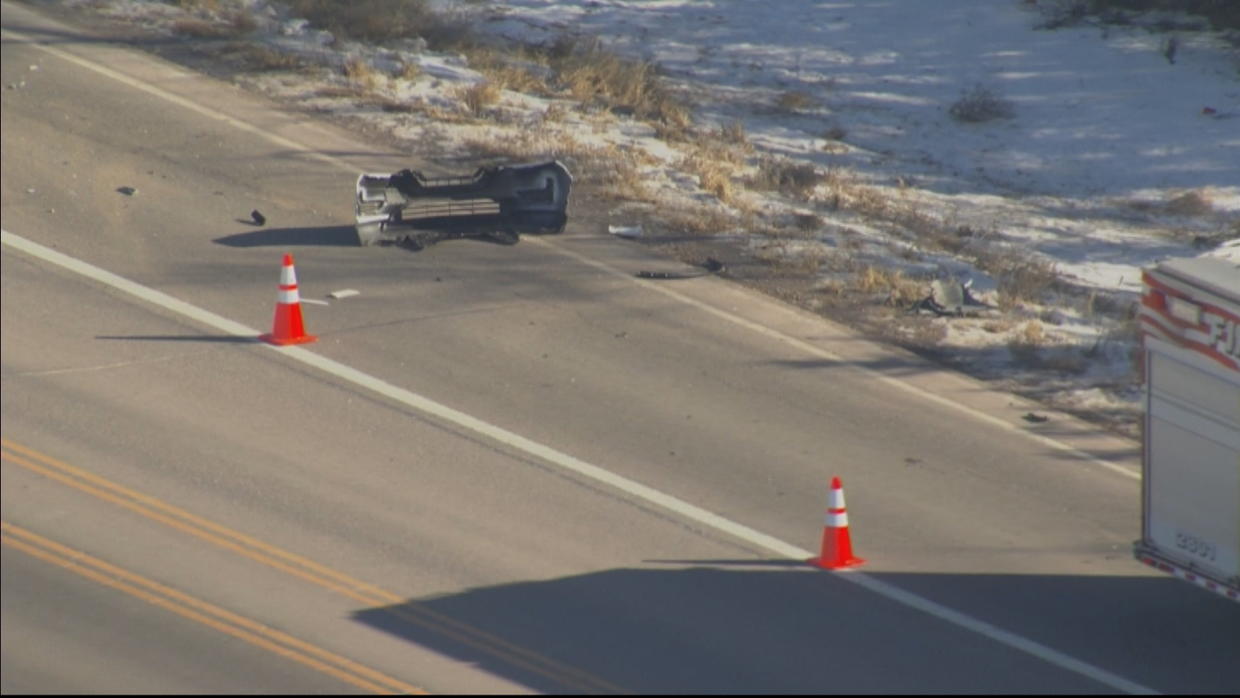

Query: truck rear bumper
[{"left": 1134, "top": 544, "right": 1240, "bottom": 602}]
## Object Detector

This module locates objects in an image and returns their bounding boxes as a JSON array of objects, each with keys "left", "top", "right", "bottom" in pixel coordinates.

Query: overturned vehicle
[{"left": 354, "top": 160, "right": 572, "bottom": 248}]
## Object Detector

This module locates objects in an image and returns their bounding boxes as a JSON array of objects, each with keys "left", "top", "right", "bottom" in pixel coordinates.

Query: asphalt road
[{"left": 2, "top": 2, "right": 1238, "bottom": 694}]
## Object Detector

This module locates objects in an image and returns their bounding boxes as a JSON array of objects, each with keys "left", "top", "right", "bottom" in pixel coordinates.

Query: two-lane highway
[{"left": 3, "top": 2, "right": 1237, "bottom": 693}]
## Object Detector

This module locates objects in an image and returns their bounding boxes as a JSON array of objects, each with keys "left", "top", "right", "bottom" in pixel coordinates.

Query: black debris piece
[
  {"left": 251, "top": 209, "right": 266, "bottom": 226},
  {"left": 636, "top": 257, "right": 726, "bottom": 280},
  {"left": 910, "top": 279, "right": 995, "bottom": 317}
]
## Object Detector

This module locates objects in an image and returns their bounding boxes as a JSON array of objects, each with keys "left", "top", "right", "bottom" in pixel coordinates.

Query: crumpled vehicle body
[{"left": 354, "top": 160, "right": 572, "bottom": 248}]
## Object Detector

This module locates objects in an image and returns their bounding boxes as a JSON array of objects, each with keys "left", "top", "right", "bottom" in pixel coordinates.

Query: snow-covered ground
[{"left": 31, "top": 0, "right": 1240, "bottom": 435}]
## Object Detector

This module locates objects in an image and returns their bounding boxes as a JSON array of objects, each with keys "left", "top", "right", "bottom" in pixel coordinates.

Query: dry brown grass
[
  {"left": 758, "top": 240, "right": 835, "bottom": 274},
  {"left": 342, "top": 56, "right": 379, "bottom": 90},
  {"left": 852, "top": 265, "right": 924, "bottom": 306},
  {"left": 279, "top": 0, "right": 691, "bottom": 132},
  {"left": 1080, "top": 289, "right": 1132, "bottom": 320},
  {"left": 1164, "top": 190, "right": 1215, "bottom": 216},
  {"left": 458, "top": 80, "right": 502, "bottom": 116},
  {"left": 890, "top": 280, "right": 928, "bottom": 308},
  {"left": 695, "top": 130, "right": 749, "bottom": 166},
  {"left": 748, "top": 156, "right": 827, "bottom": 199},
  {"left": 1007, "top": 321, "right": 1091, "bottom": 374},
  {"left": 677, "top": 132, "right": 751, "bottom": 205},
  {"left": 549, "top": 36, "right": 690, "bottom": 130},
  {"left": 282, "top": 0, "right": 435, "bottom": 42},
  {"left": 171, "top": 0, "right": 258, "bottom": 37},
  {"left": 837, "top": 182, "right": 895, "bottom": 215},
  {"left": 367, "top": 95, "right": 419, "bottom": 113},
  {"left": 655, "top": 202, "right": 738, "bottom": 235},
  {"left": 982, "top": 319, "right": 1014, "bottom": 334},
  {"left": 1007, "top": 320, "right": 1045, "bottom": 364},
  {"left": 223, "top": 43, "right": 306, "bottom": 72},
  {"left": 718, "top": 120, "right": 750, "bottom": 148},
  {"left": 991, "top": 256, "right": 1059, "bottom": 310},
  {"left": 176, "top": 0, "right": 221, "bottom": 11},
  {"left": 542, "top": 102, "right": 569, "bottom": 123},
  {"left": 683, "top": 152, "right": 735, "bottom": 202},
  {"left": 1040, "top": 349, "right": 1088, "bottom": 374},
  {"left": 815, "top": 279, "right": 848, "bottom": 296},
  {"left": 463, "top": 129, "right": 651, "bottom": 202},
  {"left": 793, "top": 212, "right": 822, "bottom": 231},
  {"left": 397, "top": 60, "right": 421, "bottom": 81},
  {"left": 776, "top": 90, "right": 816, "bottom": 112},
  {"left": 822, "top": 124, "right": 847, "bottom": 141},
  {"left": 228, "top": 10, "right": 256, "bottom": 35},
  {"left": 313, "top": 84, "right": 368, "bottom": 100},
  {"left": 593, "top": 155, "right": 651, "bottom": 202},
  {"left": 463, "top": 46, "right": 549, "bottom": 94},
  {"left": 172, "top": 17, "right": 235, "bottom": 38},
  {"left": 1019, "top": 319, "right": 1046, "bottom": 345}
]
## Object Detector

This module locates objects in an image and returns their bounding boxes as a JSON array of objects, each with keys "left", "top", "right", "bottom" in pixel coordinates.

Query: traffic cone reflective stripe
[
  {"left": 260, "top": 253, "right": 317, "bottom": 346},
  {"left": 809, "top": 476, "right": 865, "bottom": 569}
]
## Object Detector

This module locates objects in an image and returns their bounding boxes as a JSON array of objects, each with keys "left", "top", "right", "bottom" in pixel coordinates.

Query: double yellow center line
[
  {"left": 1, "top": 521, "right": 423, "bottom": 694},
  {"left": 0, "top": 438, "right": 620, "bottom": 694}
]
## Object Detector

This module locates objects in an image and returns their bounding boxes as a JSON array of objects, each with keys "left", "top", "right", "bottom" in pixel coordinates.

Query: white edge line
[
  {"left": 1, "top": 229, "right": 1157, "bottom": 695},
  {"left": 0, "top": 23, "right": 1152, "bottom": 692},
  {"left": 8, "top": 24, "right": 1139, "bottom": 482},
  {"left": 0, "top": 27, "right": 353, "bottom": 171},
  {"left": 530, "top": 238, "right": 1142, "bottom": 481}
]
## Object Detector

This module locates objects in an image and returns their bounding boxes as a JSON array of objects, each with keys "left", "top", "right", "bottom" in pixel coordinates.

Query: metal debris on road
[{"left": 608, "top": 224, "right": 642, "bottom": 238}]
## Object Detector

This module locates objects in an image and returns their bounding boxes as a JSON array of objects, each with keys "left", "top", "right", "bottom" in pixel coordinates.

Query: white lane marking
[
  {"left": 14, "top": 352, "right": 215, "bottom": 377},
  {"left": 7, "top": 25, "right": 1139, "bottom": 482},
  {"left": 0, "top": 27, "right": 356, "bottom": 173},
  {"left": 532, "top": 239, "right": 1141, "bottom": 481},
  {"left": 2, "top": 229, "right": 1157, "bottom": 695}
]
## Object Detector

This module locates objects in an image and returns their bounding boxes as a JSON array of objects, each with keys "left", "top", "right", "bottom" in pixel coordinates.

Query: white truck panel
[{"left": 1138, "top": 257, "right": 1240, "bottom": 602}]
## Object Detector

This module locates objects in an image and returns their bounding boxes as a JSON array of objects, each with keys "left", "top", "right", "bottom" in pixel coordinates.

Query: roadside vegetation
[
  {"left": 127, "top": 0, "right": 1237, "bottom": 435},
  {"left": 1034, "top": 0, "right": 1240, "bottom": 31},
  {"left": 253, "top": 0, "right": 1155, "bottom": 362}
]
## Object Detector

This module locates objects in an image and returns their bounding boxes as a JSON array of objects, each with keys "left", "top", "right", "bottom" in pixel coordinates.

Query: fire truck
[{"left": 1136, "top": 256, "right": 1240, "bottom": 602}]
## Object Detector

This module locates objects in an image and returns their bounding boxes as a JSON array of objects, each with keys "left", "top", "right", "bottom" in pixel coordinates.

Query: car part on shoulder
[
  {"left": 636, "top": 257, "right": 726, "bottom": 279},
  {"left": 354, "top": 160, "right": 572, "bottom": 248}
]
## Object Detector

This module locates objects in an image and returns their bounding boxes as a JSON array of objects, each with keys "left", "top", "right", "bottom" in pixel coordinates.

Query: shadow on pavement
[
  {"left": 352, "top": 565, "right": 1240, "bottom": 694},
  {"left": 213, "top": 225, "right": 358, "bottom": 248}
]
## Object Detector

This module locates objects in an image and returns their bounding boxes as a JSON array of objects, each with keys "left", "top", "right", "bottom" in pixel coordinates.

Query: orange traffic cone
[
  {"left": 809, "top": 476, "right": 865, "bottom": 569},
  {"left": 259, "top": 253, "right": 317, "bottom": 346}
]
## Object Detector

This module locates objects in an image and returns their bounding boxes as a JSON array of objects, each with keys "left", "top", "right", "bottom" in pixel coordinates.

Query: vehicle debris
[
  {"left": 117, "top": 186, "right": 137, "bottom": 196},
  {"left": 354, "top": 160, "right": 571, "bottom": 249},
  {"left": 636, "top": 257, "right": 725, "bottom": 279},
  {"left": 910, "top": 278, "right": 993, "bottom": 317},
  {"left": 328, "top": 289, "right": 359, "bottom": 299},
  {"left": 250, "top": 209, "right": 266, "bottom": 226},
  {"left": 608, "top": 224, "right": 642, "bottom": 239}
]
